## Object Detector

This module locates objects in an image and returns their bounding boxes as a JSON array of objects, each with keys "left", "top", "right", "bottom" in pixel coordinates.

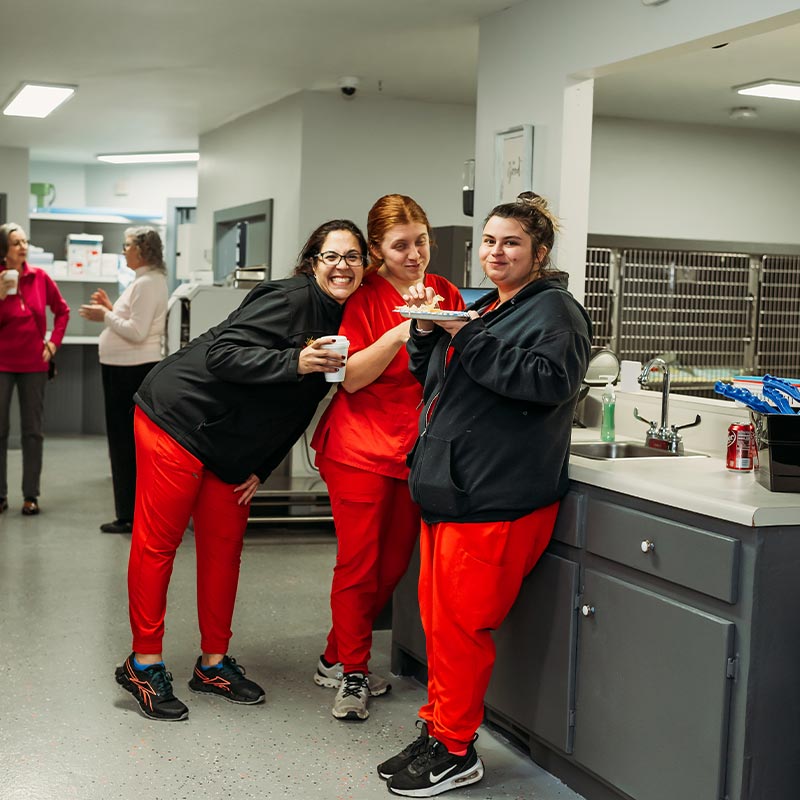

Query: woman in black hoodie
[
  {"left": 379, "top": 194, "right": 592, "bottom": 797},
  {"left": 115, "top": 219, "right": 366, "bottom": 722}
]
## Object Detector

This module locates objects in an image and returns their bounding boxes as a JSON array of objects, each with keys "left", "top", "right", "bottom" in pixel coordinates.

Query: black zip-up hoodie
[
  {"left": 135, "top": 275, "right": 343, "bottom": 484},
  {"left": 406, "top": 273, "right": 592, "bottom": 523}
]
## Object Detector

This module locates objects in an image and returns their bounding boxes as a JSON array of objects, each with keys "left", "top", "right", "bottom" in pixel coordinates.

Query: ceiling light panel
[
  {"left": 3, "top": 83, "right": 76, "bottom": 118},
  {"left": 736, "top": 80, "right": 800, "bottom": 102},
  {"left": 97, "top": 152, "right": 199, "bottom": 164}
]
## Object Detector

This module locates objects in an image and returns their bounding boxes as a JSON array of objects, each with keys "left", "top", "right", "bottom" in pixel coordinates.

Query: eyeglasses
[{"left": 316, "top": 250, "right": 365, "bottom": 268}]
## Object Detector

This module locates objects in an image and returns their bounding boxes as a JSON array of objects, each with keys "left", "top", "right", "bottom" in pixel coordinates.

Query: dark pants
[
  {"left": 0, "top": 371, "right": 48, "bottom": 500},
  {"left": 101, "top": 362, "right": 158, "bottom": 522}
]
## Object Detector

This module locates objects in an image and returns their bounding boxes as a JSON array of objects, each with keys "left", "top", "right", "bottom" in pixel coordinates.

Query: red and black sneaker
[
  {"left": 115, "top": 653, "right": 189, "bottom": 721},
  {"left": 187, "top": 655, "right": 265, "bottom": 704}
]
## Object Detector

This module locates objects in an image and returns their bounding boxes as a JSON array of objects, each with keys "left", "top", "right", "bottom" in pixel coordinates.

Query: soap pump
[{"left": 600, "top": 375, "right": 616, "bottom": 442}]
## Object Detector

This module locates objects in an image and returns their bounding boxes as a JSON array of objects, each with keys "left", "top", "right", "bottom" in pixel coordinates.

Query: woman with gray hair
[{"left": 80, "top": 226, "right": 168, "bottom": 533}]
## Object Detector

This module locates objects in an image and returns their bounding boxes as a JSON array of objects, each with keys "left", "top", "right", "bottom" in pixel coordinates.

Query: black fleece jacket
[
  {"left": 134, "top": 275, "right": 342, "bottom": 484},
  {"left": 406, "top": 273, "right": 592, "bottom": 523}
]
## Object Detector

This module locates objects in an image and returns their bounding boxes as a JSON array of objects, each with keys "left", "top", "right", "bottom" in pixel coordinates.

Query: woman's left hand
[
  {"left": 42, "top": 341, "right": 57, "bottom": 363},
  {"left": 233, "top": 473, "right": 261, "bottom": 505},
  {"left": 297, "top": 337, "right": 347, "bottom": 376},
  {"left": 431, "top": 312, "right": 479, "bottom": 336},
  {"left": 79, "top": 303, "right": 108, "bottom": 322}
]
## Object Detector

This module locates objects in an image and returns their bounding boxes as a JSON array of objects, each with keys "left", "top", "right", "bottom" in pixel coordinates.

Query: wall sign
[{"left": 494, "top": 125, "right": 534, "bottom": 204}]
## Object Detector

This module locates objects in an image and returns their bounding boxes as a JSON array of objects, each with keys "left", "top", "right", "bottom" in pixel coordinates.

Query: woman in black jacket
[
  {"left": 378, "top": 194, "right": 592, "bottom": 797},
  {"left": 115, "top": 219, "right": 366, "bottom": 722}
]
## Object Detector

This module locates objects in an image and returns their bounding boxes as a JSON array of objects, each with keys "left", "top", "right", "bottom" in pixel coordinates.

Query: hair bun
[{"left": 515, "top": 192, "right": 560, "bottom": 232}]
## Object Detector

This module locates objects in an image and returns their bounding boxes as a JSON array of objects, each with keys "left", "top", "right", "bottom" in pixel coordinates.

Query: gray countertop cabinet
[{"left": 391, "top": 480, "right": 800, "bottom": 800}]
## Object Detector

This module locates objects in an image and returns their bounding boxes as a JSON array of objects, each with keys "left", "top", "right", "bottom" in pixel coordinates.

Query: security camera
[{"left": 338, "top": 76, "right": 359, "bottom": 97}]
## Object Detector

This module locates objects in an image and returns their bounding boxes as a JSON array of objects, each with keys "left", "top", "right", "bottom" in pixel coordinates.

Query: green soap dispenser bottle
[{"left": 600, "top": 377, "right": 616, "bottom": 442}]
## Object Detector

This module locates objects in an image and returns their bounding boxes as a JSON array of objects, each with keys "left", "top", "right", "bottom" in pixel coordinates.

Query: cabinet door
[
  {"left": 574, "top": 570, "right": 734, "bottom": 800},
  {"left": 486, "top": 552, "right": 580, "bottom": 753},
  {"left": 391, "top": 543, "right": 427, "bottom": 667}
]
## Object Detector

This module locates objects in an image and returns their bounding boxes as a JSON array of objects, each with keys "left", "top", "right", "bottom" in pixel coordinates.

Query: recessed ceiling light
[
  {"left": 729, "top": 107, "right": 758, "bottom": 120},
  {"left": 3, "top": 82, "right": 76, "bottom": 118},
  {"left": 735, "top": 80, "right": 800, "bottom": 102},
  {"left": 97, "top": 152, "right": 200, "bottom": 164}
]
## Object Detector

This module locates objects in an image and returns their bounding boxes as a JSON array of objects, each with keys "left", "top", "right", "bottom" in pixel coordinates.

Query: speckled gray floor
[{"left": 0, "top": 435, "right": 584, "bottom": 800}]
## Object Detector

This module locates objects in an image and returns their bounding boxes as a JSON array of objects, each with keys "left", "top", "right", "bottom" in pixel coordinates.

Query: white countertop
[{"left": 568, "top": 425, "right": 800, "bottom": 528}]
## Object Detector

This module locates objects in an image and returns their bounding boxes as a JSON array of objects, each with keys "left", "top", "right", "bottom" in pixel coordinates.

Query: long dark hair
[{"left": 294, "top": 219, "right": 368, "bottom": 276}]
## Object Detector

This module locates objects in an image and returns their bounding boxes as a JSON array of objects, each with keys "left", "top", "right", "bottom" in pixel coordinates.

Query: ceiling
[
  {"left": 0, "top": 0, "right": 524, "bottom": 163},
  {"left": 592, "top": 22, "right": 800, "bottom": 135},
  {"left": 1, "top": 2, "right": 798, "bottom": 166}
]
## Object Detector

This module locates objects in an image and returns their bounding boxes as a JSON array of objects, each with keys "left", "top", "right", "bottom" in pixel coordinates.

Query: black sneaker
[
  {"left": 100, "top": 519, "right": 133, "bottom": 533},
  {"left": 187, "top": 655, "right": 265, "bottom": 704},
  {"left": 378, "top": 720, "right": 430, "bottom": 779},
  {"left": 114, "top": 653, "right": 189, "bottom": 721},
  {"left": 387, "top": 737, "right": 484, "bottom": 797}
]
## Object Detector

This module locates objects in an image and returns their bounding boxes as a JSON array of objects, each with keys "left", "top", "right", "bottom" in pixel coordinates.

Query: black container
[{"left": 750, "top": 412, "right": 800, "bottom": 492}]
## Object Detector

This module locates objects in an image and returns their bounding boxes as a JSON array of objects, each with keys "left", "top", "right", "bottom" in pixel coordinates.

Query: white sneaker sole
[
  {"left": 331, "top": 705, "right": 370, "bottom": 721},
  {"left": 388, "top": 758, "right": 485, "bottom": 797},
  {"left": 314, "top": 669, "right": 391, "bottom": 697}
]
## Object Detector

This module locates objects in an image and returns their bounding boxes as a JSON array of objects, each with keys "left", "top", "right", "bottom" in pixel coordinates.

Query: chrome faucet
[{"left": 634, "top": 358, "right": 701, "bottom": 453}]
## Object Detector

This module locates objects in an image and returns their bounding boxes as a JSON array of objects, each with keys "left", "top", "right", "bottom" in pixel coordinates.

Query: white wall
[
  {"left": 196, "top": 91, "right": 475, "bottom": 280},
  {"left": 85, "top": 164, "right": 197, "bottom": 213},
  {"left": 0, "top": 146, "right": 31, "bottom": 227},
  {"left": 476, "top": 0, "right": 800, "bottom": 299},
  {"left": 298, "top": 91, "right": 475, "bottom": 273},
  {"left": 197, "top": 94, "right": 304, "bottom": 276},
  {"left": 29, "top": 161, "right": 86, "bottom": 207},
  {"left": 589, "top": 117, "right": 800, "bottom": 245},
  {"left": 29, "top": 161, "right": 198, "bottom": 217}
]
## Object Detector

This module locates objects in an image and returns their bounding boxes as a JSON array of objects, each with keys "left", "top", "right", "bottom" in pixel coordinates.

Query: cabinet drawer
[{"left": 585, "top": 499, "right": 740, "bottom": 603}]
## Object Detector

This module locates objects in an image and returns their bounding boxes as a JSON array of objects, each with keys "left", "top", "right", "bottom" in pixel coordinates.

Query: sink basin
[{"left": 569, "top": 441, "right": 709, "bottom": 460}]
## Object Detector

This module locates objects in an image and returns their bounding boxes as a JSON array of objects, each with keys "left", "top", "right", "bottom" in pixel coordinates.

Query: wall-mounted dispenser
[{"left": 462, "top": 159, "right": 475, "bottom": 217}]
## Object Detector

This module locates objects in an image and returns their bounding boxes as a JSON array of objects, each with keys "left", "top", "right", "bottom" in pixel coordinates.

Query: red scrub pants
[
  {"left": 128, "top": 408, "right": 251, "bottom": 655},
  {"left": 417, "top": 502, "right": 559, "bottom": 754},
  {"left": 318, "top": 455, "right": 420, "bottom": 674}
]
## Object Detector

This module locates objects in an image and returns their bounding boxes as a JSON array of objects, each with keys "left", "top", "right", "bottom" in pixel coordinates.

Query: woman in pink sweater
[{"left": 0, "top": 223, "right": 70, "bottom": 515}]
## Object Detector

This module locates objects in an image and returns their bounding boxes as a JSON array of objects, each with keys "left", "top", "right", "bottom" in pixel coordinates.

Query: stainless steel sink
[{"left": 569, "top": 441, "right": 709, "bottom": 460}]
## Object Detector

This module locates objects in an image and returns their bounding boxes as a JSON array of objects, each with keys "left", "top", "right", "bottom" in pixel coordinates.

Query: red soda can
[{"left": 727, "top": 422, "right": 754, "bottom": 471}]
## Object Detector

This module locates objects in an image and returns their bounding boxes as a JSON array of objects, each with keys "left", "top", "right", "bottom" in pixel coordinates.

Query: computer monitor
[{"left": 459, "top": 286, "right": 493, "bottom": 307}]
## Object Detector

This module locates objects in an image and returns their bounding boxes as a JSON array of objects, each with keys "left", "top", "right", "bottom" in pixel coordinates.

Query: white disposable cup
[
  {"left": 321, "top": 335, "right": 350, "bottom": 383},
  {"left": 3, "top": 270, "right": 19, "bottom": 295},
  {"left": 619, "top": 360, "right": 643, "bottom": 392}
]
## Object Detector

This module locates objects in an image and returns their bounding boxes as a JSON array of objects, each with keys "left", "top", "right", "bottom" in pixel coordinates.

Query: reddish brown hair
[{"left": 366, "top": 194, "right": 433, "bottom": 275}]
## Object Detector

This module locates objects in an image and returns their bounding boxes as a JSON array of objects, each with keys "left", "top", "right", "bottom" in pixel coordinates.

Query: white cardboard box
[{"left": 66, "top": 234, "right": 103, "bottom": 277}]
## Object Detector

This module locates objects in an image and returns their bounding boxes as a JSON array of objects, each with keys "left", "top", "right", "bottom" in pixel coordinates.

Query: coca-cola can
[{"left": 727, "top": 422, "right": 755, "bottom": 471}]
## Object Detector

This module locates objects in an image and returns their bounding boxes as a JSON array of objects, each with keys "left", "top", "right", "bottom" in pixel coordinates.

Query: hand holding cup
[
  {"left": 298, "top": 336, "right": 350, "bottom": 381},
  {"left": 1, "top": 269, "right": 19, "bottom": 298}
]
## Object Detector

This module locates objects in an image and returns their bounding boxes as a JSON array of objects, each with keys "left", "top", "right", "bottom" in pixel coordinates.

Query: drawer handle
[
  {"left": 641, "top": 539, "right": 655, "bottom": 553},
  {"left": 581, "top": 604, "right": 595, "bottom": 617}
]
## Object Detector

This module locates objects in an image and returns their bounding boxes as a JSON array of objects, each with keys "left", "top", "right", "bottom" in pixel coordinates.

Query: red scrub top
[{"left": 311, "top": 271, "right": 463, "bottom": 480}]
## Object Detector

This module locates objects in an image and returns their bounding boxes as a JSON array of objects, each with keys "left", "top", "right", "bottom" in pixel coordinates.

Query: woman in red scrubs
[{"left": 311, "top": 195, "right": 463, "bottom": 721}]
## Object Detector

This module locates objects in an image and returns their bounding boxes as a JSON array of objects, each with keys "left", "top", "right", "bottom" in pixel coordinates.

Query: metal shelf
[{"left": 247, "top": 475, "right": 332, "bottom": 526}]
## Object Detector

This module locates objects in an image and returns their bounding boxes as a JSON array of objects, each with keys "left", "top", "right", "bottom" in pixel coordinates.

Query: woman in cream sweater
[{"left": 80, "top": 226, "right": 168, "bottom": 533}]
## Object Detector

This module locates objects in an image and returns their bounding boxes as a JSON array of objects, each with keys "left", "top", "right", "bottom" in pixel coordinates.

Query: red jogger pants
[
  {"left": 318, "top": 455, "right": 420, "bottom": 674},
  {"left": 128, "top": 408, "right": 251, "bottom": 655},
  {"left": 417, "top": 501, "right": 559, "bottom": 753}
]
